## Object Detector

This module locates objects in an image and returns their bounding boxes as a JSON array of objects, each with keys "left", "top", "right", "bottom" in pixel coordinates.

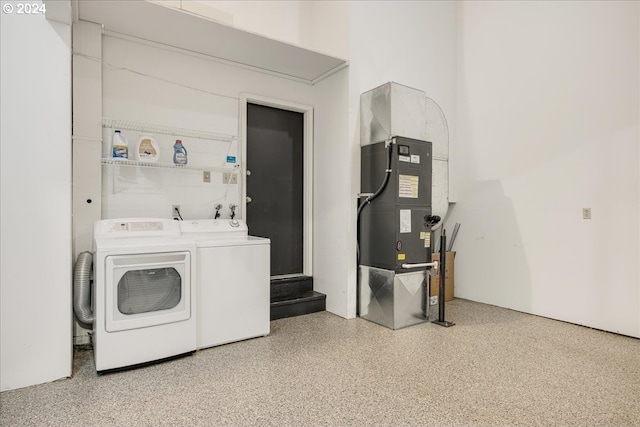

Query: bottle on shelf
[
  {"left": 111, "top": 130, "right": 128, "bottom": 159},
  {"left": 173, "top": 140, "right": 188, "bottom": 165},
  {"left": 136, "top": 135, "right": 160, "bottom": 163}
]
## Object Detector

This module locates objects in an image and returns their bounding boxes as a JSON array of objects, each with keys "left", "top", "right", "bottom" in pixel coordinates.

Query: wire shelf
[
  {"left": 102, "top": 118, "right": 236, "bottom": 142},
  {"left": 101, "top": 158, "right": 240, "bottom": 172}
]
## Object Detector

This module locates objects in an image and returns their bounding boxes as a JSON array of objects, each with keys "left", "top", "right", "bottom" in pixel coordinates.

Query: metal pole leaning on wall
[
  {"left": 433, "top": 229, "right": 455, "bottom": 327},
  {"left": 439, "top": 231, "right": 446, "bottom": 321}
]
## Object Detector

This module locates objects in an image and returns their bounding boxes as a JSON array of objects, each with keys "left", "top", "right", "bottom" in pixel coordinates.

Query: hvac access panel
[
  {"left": 360, "top": 137, "right": 432, "bottom": 272},
  {"left": 361, "top": 137, "right": 432, "bottom": 206}
]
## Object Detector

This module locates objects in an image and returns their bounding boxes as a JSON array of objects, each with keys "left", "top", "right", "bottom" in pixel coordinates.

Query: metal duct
[
  {"left": 425, "top": 96, "right": 450, "bottom": 225},
  {"left": 360, "top": 82, "right": 427, "bottom": 146},
  {"left": 73, "top": 251, "right": 94, "bottom": 329}
]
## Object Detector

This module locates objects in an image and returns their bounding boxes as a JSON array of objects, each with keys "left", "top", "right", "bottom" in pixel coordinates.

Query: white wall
[
  {"left": 299, "top": 1, "right": 350, "bottom": 60},
  {"left": 208, "top": 0, "right": 350, "bottom": 60},
  {"left": 346, "top": 1, "right": 458, "bottom": 318},
  {"left": 0, "top": 2, "right": 73, "bottom": 391},
  {"left": 452, "top": 1, "right": 640, "bottom": 337},
  {"left": 209, "top": 1, "right": 301, "bottom": 45},
  {"left": 313, "top": 68, "right": 351, "bottom": 316}
]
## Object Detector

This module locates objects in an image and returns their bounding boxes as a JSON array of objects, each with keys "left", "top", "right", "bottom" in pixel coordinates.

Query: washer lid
[{"left": 193, "top": 235, "right": 270, "bottom": 247}]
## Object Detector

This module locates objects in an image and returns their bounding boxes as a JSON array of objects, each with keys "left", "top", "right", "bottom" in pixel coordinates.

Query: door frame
[{"left": 239, "top": 93, "right": 313, "bottom": 278}]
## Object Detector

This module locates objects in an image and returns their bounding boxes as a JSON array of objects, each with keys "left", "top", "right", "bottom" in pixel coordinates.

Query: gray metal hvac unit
[
  {"left": 358, "top": 82, "right": 435, "bottom": 330},
  {"left": 359, "top": 137, "right": 432, "bottom": 272}
]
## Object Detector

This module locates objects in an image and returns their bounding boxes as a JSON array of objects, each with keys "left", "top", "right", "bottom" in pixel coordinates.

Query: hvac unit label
[
  {"left": 421, "top": 231, "right": 431, "bottom": 247},
  {"left": 398, "top": 174, "right": 419, "bottom": 198},
  {"left": 400, "top": 209, "right": 411, "bottom": 233}
]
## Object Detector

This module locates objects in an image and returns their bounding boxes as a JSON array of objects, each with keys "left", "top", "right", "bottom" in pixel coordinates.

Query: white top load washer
[
  {"left": 93, "top": 218, "right": 197, "bottom": 372},
  {"left": 179, "top": 219, "right": 270, "bottom": 349}
]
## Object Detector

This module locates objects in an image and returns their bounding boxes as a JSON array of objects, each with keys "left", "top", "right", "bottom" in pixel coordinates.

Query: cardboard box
[{"left": 430, "top": 252, "right": 455, "bottom": 302}]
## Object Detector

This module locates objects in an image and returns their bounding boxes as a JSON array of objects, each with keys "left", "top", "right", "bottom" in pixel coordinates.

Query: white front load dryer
[{"left": 93, "top": 218, "right": 197, "bottom": 372}]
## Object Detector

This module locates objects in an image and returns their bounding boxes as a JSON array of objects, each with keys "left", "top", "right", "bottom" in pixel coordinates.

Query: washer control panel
[{"left": 95, "top": 218, "right": 180, "bottom": 238}]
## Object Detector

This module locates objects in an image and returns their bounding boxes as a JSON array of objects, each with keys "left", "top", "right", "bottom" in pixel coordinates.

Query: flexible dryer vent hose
[{"left": 73, "top": 251, "right": 94, "bottom": 330}]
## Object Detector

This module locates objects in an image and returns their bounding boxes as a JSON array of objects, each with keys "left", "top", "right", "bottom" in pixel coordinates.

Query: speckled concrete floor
[{"left": 1, "top": 299, "right": 639, "bottom": 427}]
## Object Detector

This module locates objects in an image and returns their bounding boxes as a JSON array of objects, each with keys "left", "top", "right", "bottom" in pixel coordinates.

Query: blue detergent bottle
[{"left": 173, "top": 140, "right": 188, "bottom": 165}]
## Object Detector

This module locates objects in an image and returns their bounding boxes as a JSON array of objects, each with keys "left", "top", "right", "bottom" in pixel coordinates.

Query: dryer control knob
[{"left": 230, "top": 219, "right": 240, "bottom": 227}]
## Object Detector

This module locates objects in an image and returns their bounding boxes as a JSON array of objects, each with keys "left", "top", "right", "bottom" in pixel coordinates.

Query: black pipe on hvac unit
[{"left": 356, "top": 139, "right": 394, "bottom": 316}]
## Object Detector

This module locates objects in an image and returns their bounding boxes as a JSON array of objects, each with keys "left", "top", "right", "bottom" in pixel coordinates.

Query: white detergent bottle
[
  {"left": 111, "top": 130, "right": 128, "bottom": 159},
  {"left": 136, "top": 135, "right": 160, "bottom": 162}
]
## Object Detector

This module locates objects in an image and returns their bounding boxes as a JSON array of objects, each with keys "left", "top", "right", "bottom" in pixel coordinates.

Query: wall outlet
[
  {"left": 203, "top": 171, "right": 211, "bottom": 183},
  {"left": 222, "top": 172, "right": 237, "bottom": 184},
  {"left": 429, "top": 296, "right": 438, "bottom": 306},
  {"left": 583, "top": 208, "right": 592, "bottom": 219},
  {"left": 172, "top": 205, "right": 180, "bottom": 218}
]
